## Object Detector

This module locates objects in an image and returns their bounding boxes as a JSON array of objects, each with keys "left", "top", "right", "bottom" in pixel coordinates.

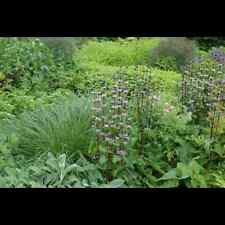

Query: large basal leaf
[
  {"left": 101, "top": 179, "right": 125, "bottom": 188},
  {"left": 158, "top": 179, "right": 179, "bottom": 188},
  {"left": 158, "top": 169, "right": 177, "bottom": 181},
  {"left": 211, "top": 144, "right": 225, "bottom": 158}
]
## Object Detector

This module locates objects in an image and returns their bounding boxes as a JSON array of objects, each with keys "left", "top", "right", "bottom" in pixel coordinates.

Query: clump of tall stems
[
  {"left": 91, "top": 72, "right": 131, "bottom": 181},
  {"left": 181, "top": 60, "right": 225, "bottom": 139},
  {"left": 132, "top": 65, "right": 157, "bottom": 155},
  {"left": 208, "top": 79, "right": 225, "bottom": 139},
  {"left": 91, "top": 66, "right": 160, "bottom": 180}
]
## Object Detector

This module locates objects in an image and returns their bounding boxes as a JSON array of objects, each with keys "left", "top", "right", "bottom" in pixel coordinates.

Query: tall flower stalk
[
  {"left": 132, "top": 65, "right": 154, "bottom": 156},
  {"left": 181, "top": 60, "right": 225, "bottom": 139},
  {"left": 91, "top": 87, "right": 107, "bottom": 158},
  {"left": 91, "top": 71, "right": 131, "bottom": 181},
  {"left": 208, "top": 79, "right": 225, "bottom": 139}
]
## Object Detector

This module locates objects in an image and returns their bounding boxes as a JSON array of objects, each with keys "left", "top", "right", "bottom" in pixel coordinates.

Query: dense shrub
[
  {"left": 191, "top": 37, "right": 225, "bottom": 51},
  {"left": 38, "top": 37, "right": 92, "bottom": 64},
  {"left": 151, "top": 56, "right": 178, "bottom": 71},
  {"left": 151, "top": 69, "right": 181, "bottom": 100},
  {"left": 60, "top": 63, "right": 181, "bottom": 97},
  {"left": 149, "top": 37, "right": 197, "bottom": 71},
  {"left": 0, "top": 88, "right": 74, "bottom": 119},
  {"left": 75, "top": 38, "right": 160, "bottom": 67},
  {"left": 0, "top": 148, "right": 126, "bottom": 188},
  {"left": 0, "top": 38, "right": 57, "bottom": 89}
]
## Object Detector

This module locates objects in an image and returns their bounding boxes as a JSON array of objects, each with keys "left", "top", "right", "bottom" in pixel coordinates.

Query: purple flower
[
  {"left": 210, "top": 47, "right": 225, "bottom": 64},
  {"left": 217, "top": 79, "right": 225, "bottom": 85}
]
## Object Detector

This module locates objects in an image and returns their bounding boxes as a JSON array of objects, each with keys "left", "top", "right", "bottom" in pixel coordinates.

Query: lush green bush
[
  {"left": 0, "top": 88, "right": 74, "bottom": 120},
  {"left": 0, "top": 38, "right": 57, "bottom": 89},
  {"left": 4, "top": 95, "right": 94, "bottom": 158},
  {"left": 59, "top": 64, "right": 181, "bottom": 96},
  {"left": 151, "top": 69, "right": 181, "bottom": 95},
  {"left": 149, "top": 37, "right": 197, "bottom": 71},
  {"left": 75, "top": 38, "right": 160, "bottom": 68},
  {"left": 38, "top": 37, "right": 91, "bottom": 64},
  {"left": 0, "top": 146, "right": 126, "bottom": 187},
  {"left": 191, "top": 37, "right": 225, "bottom": 51},
  {"left": 151, "top": 56, "right": 178, "bottom": 71},
  {"left": 196, "top": 49, "right": 208, "bottom": 58}
]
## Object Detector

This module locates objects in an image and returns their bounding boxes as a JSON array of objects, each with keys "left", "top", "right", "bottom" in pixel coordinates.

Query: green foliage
[
  {"left": 0, "top": 88, "right": 74, "bottom": 119},
  {"left": 149, "top": 37, "right": 197, "bottom": 71},
  {"left": 0, "top": 148, "right": 126, "bottom": 188},
  {"left": 38, "top": 37, "right": 91, "bottom": 64},
  {"left": 0, "top": 37, "right": 224, "bottom": 188},
  {"left": 4, "top": 95, "right": 94, "bottom": 158},
  {"left": 75, "top": 38, "right": 160, "bottom": 67},
  {"left": 196, "top": 49, "right": 208, "bottom": 58},
  {"left": 159, "top": 159, "right": 208, "bottom": 188},
  {"left": 151, "top": 69, "right": 181, "bottom": 95},
  {"left": 152, "top": 56, "right": 178, "bottom": 71},
  {"left": 181, "top": 58, "right": 225, "bottom": 123},
  {"left": 60, "top": 64, "right": 181, "bottom": 97},
  {"left": 191, "top": 37, "right": 225, "bottom": 51},
  {"left": 0, "top": 38, "right": 56, "bottom": 88}
]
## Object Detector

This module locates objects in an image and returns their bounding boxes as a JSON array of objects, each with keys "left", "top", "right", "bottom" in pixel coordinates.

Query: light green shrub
[
  {"left": 0, "top": 38, "right": 56, "bottom": 79},
  {"left": 196, "top": 50, "right": 208, "bottom": 57},
  {"left": 151, "top": 69, "right": 181, "bottom": 93},
  {"left": 152, "top": 56, "right": 178, "bottom": 71},
  {"left": 75, "top": 38, "right": 160, "bottom": 68},
  {"left": 60, "top": 62, "right": 181, "bottom": 97}
]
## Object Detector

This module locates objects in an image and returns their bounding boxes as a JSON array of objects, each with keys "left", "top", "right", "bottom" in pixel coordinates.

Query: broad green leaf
[
  {"left": 58, "top": 154, "right": 67, "bottom": 170},
  {"left": 64, "top": 164, "right": 82, "bottom": 175},
  {"left": 106, "top": 179, "right": 125, "bottom": 188},
  {"left": 211, "top": 144, "right": 225, "bottom": 158},
  {"left": 158, "top": 169, "right": 177, "bottom": 181},
  {"left": 159, "top": 180, "right": 179, "bottom": 188}
]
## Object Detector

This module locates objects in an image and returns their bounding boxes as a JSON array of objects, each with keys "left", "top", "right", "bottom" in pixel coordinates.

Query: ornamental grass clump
[{"left": 5, "top": 95, "right": 93, "bottom": 158}]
